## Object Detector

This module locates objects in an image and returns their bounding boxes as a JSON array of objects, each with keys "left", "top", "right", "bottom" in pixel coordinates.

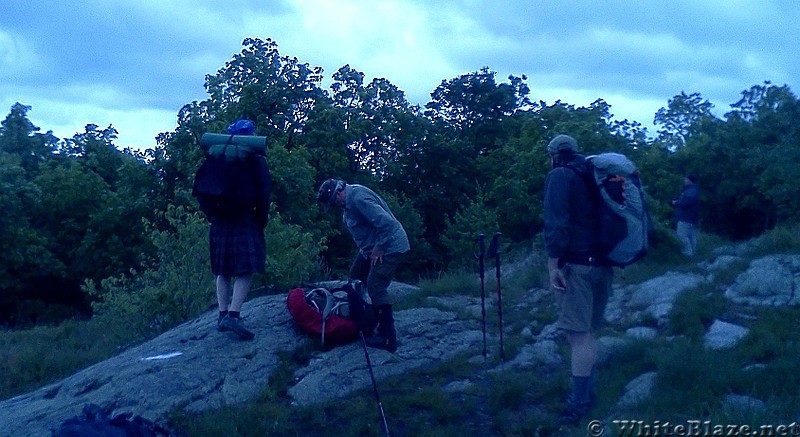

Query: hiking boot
[
  {"left": 365, "top": 305, "right": 397, "bottom": 352},
  {"left": 219, "top": 316, "right": 255, "bottom": 340},
  {"left": 217, "top": 314, "right": 229, "bottom": 332},
  {"left": 555, "top": 401, "right": 590, "bottom": 427},
  {"left": 555, "top": 392, "right": 592, "bottom": 428}
]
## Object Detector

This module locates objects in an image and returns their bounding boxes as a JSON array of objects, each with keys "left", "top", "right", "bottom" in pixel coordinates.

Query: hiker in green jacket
[{"left": 317, "top": 179, "right": 410, "bottom": 352}]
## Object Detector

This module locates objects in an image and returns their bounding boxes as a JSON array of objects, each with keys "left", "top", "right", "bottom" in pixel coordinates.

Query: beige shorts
[{"left": 556, "top": 263, "right": 613, "bottom": 333}]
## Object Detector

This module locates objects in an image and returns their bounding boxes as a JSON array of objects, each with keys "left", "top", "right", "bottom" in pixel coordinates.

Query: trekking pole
[
  {"left": 488, "top": 232, "right": 504, "bottom": 362},
  {"left": 359, "top": 331, "right": 391, "bottom": 437},
  {"left": 473, "top": 234, "right": 487, "bottom": 358}
]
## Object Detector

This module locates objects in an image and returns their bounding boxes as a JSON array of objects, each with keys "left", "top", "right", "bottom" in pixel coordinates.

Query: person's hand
[
  {"left": 549, "top": 267, "right": 566, "bottom": 291},
  {"left": 547, "top": 257, "right": 566, "bottom": 291},
  {"left": 370, "top": 248, "right": 384, "bottom": 266}
]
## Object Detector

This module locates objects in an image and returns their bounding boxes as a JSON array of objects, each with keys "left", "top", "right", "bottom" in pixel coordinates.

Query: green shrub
[
  {"left": 749, "top": 223, "right": 800, "bottom": 256},
  {"left": 441, "top": 189, "right": 500, "bottom": 270},
  {"left": 263, "top": 206, "right": 325, "bottom": 292},
  {"left": 86, "top": 206, "right": 213, "bottom": 340}
]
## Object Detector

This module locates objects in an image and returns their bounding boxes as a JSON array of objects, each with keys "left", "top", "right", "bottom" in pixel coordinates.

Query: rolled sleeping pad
[{"left": 200, "top": 133, "right": 268, "bottom": 156}]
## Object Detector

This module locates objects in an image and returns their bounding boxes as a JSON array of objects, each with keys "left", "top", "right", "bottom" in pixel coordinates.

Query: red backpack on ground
[{"left": 286, "top": 287, "right": 359, "bottom": 347}]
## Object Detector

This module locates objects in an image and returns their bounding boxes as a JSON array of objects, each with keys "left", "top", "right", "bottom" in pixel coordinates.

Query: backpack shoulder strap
[{"left": 561, "top": 161, "right": 597, "bottom": 193}]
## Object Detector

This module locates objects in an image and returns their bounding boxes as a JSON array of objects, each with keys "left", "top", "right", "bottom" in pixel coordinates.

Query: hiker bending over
[
  {"left": 542, "top": 134, "right": 613, "bottom": 426},
  {"left": 317, "top": 179, "right": 410, "bottom": 352},
  {"left": 192, "top": 119, "right": 271, "bottom": 340},
  {"left": 671, "top": 174, "right": 700, "bottom": 257}
]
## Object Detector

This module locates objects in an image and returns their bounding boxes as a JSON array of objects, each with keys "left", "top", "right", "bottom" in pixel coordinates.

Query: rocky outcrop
[
  {"left": 724, "top": 255, "right": 800, "bottom": 306},
  {"left": 0, "top": 282, "right": 485, "bottom": 436},
  {"left": 605, "top": 271, "right": 706, "bottom": 325},
  {"left": 5, "top": 253, "right": 800, "bottom": 435},
  {"left": 0, "top": 293, "right": 300, "bottom": 437}
]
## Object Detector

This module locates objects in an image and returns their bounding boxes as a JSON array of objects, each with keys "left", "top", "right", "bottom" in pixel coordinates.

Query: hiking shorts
[
  {"left": 349, "top": 252, "right": 405, "bottom": 306},
  {"left": 556, "top": 263, "right": 613, "bottom": 333}
]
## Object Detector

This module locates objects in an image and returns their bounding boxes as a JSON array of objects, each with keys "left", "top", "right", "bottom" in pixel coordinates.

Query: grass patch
[
  {"left": 398, "top": 270, "right": 478, "bottom": 310},
  {"left": 667, "top": 284, "right": 729, "bottom": 339},
  {"left": 748, "top": 223, "right": 800, "bottom": 256},
  {"left": 0, "top": 318, "right": 134, "bottom": 400}
]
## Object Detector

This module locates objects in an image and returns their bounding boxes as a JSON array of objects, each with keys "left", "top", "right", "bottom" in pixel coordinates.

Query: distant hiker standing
[
  {"left": 192, "top": 120, "right": 271, "bottom": 340},
  {"left": 671, "top": 174, "right": 700, "bottom": 257},
  {"left": 317, "top": 179, "right": 409, "bottom": 352},
  {"left": 542, "top": 134, "right": 613, "bottom": 426}
]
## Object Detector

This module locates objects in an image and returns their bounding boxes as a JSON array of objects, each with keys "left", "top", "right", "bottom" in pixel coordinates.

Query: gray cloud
[{"left": 1, "top": 0, "right": 798, "bottom": 148}]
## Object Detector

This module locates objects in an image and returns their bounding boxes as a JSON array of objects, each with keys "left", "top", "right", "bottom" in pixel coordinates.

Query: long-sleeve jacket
[
  {"left": 543, "top": 155, "right": 600, "bottom": 263},
  {"left": 673, "top": 183, "right": 700, "bottom": 225},
  {"left": 343, "top": 184, "right": 410, "bottom": 256},
  {"left": 192, "top": 154, "right": 271, "bottom": 228}
]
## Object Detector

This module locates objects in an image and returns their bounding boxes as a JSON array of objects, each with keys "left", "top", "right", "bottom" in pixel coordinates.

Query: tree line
[{"left": 2, "top": 37, "right": 798, "bottom": 329}]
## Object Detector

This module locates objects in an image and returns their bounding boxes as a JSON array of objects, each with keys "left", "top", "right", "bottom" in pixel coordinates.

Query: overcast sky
[{"left": 2, "top": 0, "right": 798, "bottom": 150}]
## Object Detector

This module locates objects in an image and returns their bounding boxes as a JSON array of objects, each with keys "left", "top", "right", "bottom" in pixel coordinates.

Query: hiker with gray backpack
[
  {"left": 192, "top": 119, "right": 271, "bottom": 340},
  {"left": 543, "top": 134, "right": 649, "bottom": 427},
  {"left": 316, "top": 179, "right": 410, "bottom": 352}
]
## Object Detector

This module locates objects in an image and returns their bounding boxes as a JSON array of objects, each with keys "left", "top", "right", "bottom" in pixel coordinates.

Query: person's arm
[
  {"left": 547, "top": 257, "right": 566, "bottom": 291},
  {"left": 543, "top": 170, "right": 571, "bottom": 291},
  {"left": 673, "top": 187, "right": 698, "bottom": 209},
  {"left": 355, "top": 195, "right": 398, "bottom": 263},
  {"left": 543, "top": 170, "right": 571, "bottom": 258},
  {"left": 254, "top": 158, "right": 271, "bottom": 229}
]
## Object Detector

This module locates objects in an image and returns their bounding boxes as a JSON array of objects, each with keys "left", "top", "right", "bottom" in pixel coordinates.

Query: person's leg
[
  {"left": 555, "top": 263, "right": 597, "bottom": 426},
  {"left": 566, "top": 331, "right": 596, "bottom": 378},
  {"left": 688, "top": 223, "right": 699, "bottom": 257},
  {"left": 364, "top": 253, "right": 403, "bottom": 352},
  {"left": 365, "top": 253, "right": 401, "bottom": 307},
  {"left": 220, "top": 274, "right": 255, "bottom": 340},
  {"left": 676, "top": 221, "right": 693, "bottom": 257},
  {"left": 348, "top": 254, "right": 379, "bottom": 336},
  {"left": 229, "top": 274, "right": 253, "bottom": 313},
  {"left": 216, "top": 275, "right": 232, "bottom": 330},
  {"left": 349, "top": 253, "right": 371, "bottom": 284}
]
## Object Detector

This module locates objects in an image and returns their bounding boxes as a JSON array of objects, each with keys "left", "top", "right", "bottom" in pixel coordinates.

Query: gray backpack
[{"left": 567, "top": 153, "right": 650, "bottom": 267}]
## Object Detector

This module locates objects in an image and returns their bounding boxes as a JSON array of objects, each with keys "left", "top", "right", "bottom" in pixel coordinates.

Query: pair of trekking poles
[
  {"left": 356, "top": 232, "right": 504, "bottom": 437},
  {"left": 475, "top": 232, "right": 504, "bottom": 361}
]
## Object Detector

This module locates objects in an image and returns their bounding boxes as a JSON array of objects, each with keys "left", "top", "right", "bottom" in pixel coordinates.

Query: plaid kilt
[{"left": 209, "top": 217, "right": 266, "bottom": 276}]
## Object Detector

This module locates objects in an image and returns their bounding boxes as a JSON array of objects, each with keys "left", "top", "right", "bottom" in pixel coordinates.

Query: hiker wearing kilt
[{"left": 193, "top": 120, "right": 271, "bottom": 340}]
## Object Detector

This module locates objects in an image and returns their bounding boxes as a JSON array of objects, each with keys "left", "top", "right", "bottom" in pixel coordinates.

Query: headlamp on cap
[{"left": 317, "top": 179, "right": 344, "bottom": 212}]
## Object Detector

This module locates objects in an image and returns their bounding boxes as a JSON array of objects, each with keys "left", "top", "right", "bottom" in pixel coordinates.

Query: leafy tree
[
  {"left": 726, "top": 82, "right": 800, "bottom": 233},
  {"left": 425, "top": 68, "right": 530, "bottom": 155},
  {"left": 329, "top": 65, "right": 423, "bottom": 178},
  {"left": 482, "top": 113, "right": 549, "bottom": 242},
  {"left": 654, "top": 92, "right": 715, "bottom": 150},
  {"left": 0, "top": 153, "right": 64, "bottom": 325},
  {"left": 204, "top": 37, "right": 325, "bottom": 149},
  {"left": 0, "top": 103, "right": 57, "bottom": 172}
]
